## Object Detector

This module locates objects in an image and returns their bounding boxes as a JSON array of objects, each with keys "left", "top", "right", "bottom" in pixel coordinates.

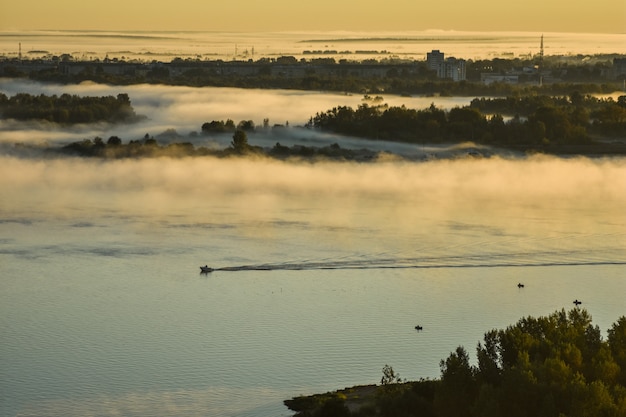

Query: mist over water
[
  {"left": 1, "top": 36, "right": 626, "bottom": 416},
  {"left": 0, "top": 78, "right": 476, "bottom": 155},
  {"left": 2, "top": 152, "right": 625, "bottom": 268},
  {"left": 2, "top": 149, "right": 625, "bottom": 417}
]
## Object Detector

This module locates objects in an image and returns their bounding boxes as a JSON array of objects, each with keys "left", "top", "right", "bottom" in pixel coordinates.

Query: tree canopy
[
  {"left": 0, "top": 92, "right": 141, "bottom": 124},
  {"left": 286, "top": 309, "right": 626, "bottom": 417},
  {"left": 308, "top": 94, "right": 626, "bottom": 149}
]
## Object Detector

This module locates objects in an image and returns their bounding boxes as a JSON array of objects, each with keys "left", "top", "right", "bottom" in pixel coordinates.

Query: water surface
[{"left": 1, "top": 153, "right": 625, "bottom": 417}]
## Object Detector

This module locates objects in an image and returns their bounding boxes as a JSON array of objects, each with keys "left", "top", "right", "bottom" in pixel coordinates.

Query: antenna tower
[{"left": 539, "top": 34, "right": 544, "bottom": 69}]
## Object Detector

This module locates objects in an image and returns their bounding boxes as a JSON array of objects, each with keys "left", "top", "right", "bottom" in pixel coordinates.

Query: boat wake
[{"left": 209, "top": 249, "right": 626, "bottom": 272}]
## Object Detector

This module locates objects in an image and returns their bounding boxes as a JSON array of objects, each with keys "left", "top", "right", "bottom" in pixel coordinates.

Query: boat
[{"left": 200, "top": 265, "right": 213, "bottom": 273}]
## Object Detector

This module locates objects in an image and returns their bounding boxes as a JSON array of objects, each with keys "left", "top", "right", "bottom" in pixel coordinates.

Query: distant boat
[
  {"left": 200, "top": 265, "right": 213, "bottom": 273},
  {"left": 573, "top": 299, "right": 582, "bottom": 306},
  {"left": 517, "top": 283, "right": 525, "bottom": 288}
]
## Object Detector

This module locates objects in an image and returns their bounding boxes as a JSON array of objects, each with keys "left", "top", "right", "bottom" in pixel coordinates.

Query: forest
[
  {"left": 284, "top": 309, "right": 626, "bottom": 417},
  {"left": 3, "top": 91, "right": 625, "bottom": 157},
  {"left": 0, "top": 92, "right": 142, "bottom": 124},
  {"left": 308, "top": 93, "right": 626, "bottom": 152},
  {"left": 57, "top": 130, "right": 379, "bottom": 161}
]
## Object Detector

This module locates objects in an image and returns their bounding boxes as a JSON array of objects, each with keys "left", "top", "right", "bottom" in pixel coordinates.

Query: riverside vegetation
[
  {"left": 284, "top": 309, "right": 626, "bottom": 417},
  {"left": 0, "top": 92, "right": 144, "bottom": 124},
  {"left": 2, "top": 91, "right": 624, "bottom": 158}
]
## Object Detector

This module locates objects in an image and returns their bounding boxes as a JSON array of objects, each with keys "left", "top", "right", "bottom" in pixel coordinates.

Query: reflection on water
[{"left": 1, "top": 152, "right": 625, "bottom": 416}]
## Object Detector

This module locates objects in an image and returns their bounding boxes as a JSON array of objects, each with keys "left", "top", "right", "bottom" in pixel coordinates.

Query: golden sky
[{"left": 0, "top": 0, "right": 624, "bottom": 33}]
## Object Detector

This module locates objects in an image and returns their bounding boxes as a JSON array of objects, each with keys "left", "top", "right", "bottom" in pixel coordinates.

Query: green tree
[
  {"left": 230, "top": 129, "right": 249, "bottom": 153},
  {"left": 434, "top": 346, "right": 476, "bottom": 417},
  {"left": 237, "top": 119, "right": 256, "bottom": 131},
  {"left": 107, "top": 136, "right": 122, "bottom": 146},
  {"left": 607, "top": 316, "right": 626, "bottom": 386},
  {"left": 380, "top": 364, "right": 403, "bottom": 385}
]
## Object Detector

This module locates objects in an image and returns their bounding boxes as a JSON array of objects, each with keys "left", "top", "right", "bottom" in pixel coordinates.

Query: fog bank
[
  {"left": 0, "top": 79, "right": 472, "bottom": 149},
  {"left": 2, "top": 154, "right": 624, "bottom": 222}
]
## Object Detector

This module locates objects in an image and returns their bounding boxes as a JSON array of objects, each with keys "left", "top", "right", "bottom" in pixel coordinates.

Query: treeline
[
  {"left": 309, "top": 94, "right": 626, "bottom": 149},
  {"left": 469, "top": 94, "right": 626, "bottom": 137},
  {"left": 55, "top": 93, "right": 626, "bottom": 160},
  {"left": 285, "top": 309, "right": 626, "bottom": 417},
  {"left": 0, "top": 92, "right": 142, "bottom": 124},
  {"left": 25, "top": 70, "right": 623, "bottom": 97},
  {"left": 59, "top": 131, "right": 379, "bottom": 162}
]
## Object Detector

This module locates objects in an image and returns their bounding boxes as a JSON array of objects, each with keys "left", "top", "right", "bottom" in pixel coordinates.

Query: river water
[{"left": 1, "top": 147, "right": 625, "bottom": 417}]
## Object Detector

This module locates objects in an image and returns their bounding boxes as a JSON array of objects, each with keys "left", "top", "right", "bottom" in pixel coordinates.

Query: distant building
[
  {"left": 443, "top": 57, "right": 466, "bottom": 81},
  {"left": 426, "top": 50, "right": 466, "bottom": 81},
  {"left": 481, "top": 74, "right": 519, "bottom": 85},
  {"left": 613, "top": 58, "right": 626, "bottom": 80},
  {"left": 427, "top": 50, "right": 445, "bottom": 73}
]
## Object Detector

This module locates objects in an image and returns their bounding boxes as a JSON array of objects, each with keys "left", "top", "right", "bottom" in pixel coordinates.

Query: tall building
[
  {"left": 613, "top": 58, "right": 626, "bottom": 80},
  {"left": 427, "top": 50, "right": 466, "bottom": 81},
  {"left": 427, "top": 50, "right": 445, "bottom": 73},
  {"left": 443, "top": 57, "right": 466, "bottom": 81}
]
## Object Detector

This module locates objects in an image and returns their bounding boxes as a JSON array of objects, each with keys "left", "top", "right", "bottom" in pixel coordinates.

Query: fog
[
  {"left": 1, "top": 79, "right": 625, "bottom": 252},
  {"left": 0, "top": 79, "right": 473, "bottom": 152},
  {"left": 2, "top": 152, "right": 625, "bottom": 231},
  {"left": 2, "top": 33, "right": 625, "bottom": 417}
]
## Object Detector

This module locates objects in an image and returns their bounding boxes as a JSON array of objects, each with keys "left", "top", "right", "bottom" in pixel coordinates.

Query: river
[{"left": 1, "top": 74, "right": 626, "bottom": 416}]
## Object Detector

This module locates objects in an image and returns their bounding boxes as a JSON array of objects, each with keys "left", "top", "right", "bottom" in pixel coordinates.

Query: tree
[
  {"left": 107, "top": 136, "right": 122, "bottom": 146},
  {"left": 434, "top": 346, "right": 476, "bottom": 417},
  {"left": 381, "top": 364, "right": 403, "bottom": 385},
  {"left": 237, "top": 120, "right": 255, "bottom": 131},
  {"left": 116, "top": 93, "right": 130, "bottom": 105},
  {"left": 607, "top": 316, "right": 626, "bottom": 386},
  {"left": 230, "top": 129, "right": 249, "bottom": 153}
]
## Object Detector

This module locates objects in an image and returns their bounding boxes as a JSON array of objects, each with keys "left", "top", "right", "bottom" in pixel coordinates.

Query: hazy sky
[{"left": 0, "top": 0, "right": 624, "bottom": 33}]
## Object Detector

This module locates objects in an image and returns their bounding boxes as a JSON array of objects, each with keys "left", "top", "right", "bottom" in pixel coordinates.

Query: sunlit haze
[
  {"left": 1, "top": 1, "right": 625, "bottom": 415},
  {"left": 0, "top": 0, "right": 624, "bottom": 34}
]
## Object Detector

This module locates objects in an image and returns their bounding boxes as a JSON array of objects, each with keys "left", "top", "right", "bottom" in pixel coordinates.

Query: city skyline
[{"left": 0, "top": 0, "right": 624, "bottom": 34}]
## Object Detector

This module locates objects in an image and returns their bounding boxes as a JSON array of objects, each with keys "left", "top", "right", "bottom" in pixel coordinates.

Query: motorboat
[{"left": 200, "top": 265, "right": 213, "bottom": 273}]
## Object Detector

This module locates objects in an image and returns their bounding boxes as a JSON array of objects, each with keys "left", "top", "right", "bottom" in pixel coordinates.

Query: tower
[
  {"left": 538, "top": 34, "right": 544, "bottom": 87},
  {"left": 539, "top": 33, "right": 543, "bottom": 69}
]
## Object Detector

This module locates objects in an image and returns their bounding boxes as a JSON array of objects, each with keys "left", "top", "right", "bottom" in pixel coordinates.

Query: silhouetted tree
[
  {"left": 107, "top": 136, "right": 122, "bottom": 146},
  {"left": 230, "top": 129, "right": 249, "bottom": 153}
]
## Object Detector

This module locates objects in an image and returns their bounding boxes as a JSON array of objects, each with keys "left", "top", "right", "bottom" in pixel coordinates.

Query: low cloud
[
  {"left": 0, "top": 78, "right": 473, "bottom": 148},
  {"left": 1, "top": 79, "right": 625, "bottom": 260},
  {"left": 2, "top": 153, "right": 624, "bottom": 222}
]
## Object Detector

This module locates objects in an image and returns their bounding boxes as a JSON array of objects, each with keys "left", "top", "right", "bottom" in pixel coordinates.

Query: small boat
[{"left": 200, "top": 265, "right": 213, "bottom": 273}]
